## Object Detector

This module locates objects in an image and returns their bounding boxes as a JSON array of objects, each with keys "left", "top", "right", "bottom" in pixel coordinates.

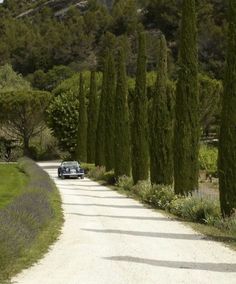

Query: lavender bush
[{"left": 0, "top": 158, "right": 60, "bottom": 281}]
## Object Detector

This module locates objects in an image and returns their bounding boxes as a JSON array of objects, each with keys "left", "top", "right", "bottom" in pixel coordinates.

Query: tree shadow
[
  {"left": 65, "top": 194, "right": 127, "bottom": 199},
  {"left": 63, "top": 203, "right": 145, "bottom": 209},
  {"left": 81, "top": 228, "right": 202, "bottom": 240},
  {"left": 69, "top": 212, "right": 173, "bottom": 222},
  {"left": 104, "top": 256, "right": 236, "bottom": 273}
]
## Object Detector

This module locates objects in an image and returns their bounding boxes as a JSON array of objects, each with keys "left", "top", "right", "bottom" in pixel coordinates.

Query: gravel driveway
[{"left": 13, "top": 162, "right": 236, "bottom": 284}]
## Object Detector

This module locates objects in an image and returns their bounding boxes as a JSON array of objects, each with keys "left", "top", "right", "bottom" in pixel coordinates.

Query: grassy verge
[
  {"left": 0, "top": 158, "right": 64, "bottom": 283},
  {"left": 86, "top": 165, "right": 236, "bottom": 251},
  {"left": 0, "top": 164, "right": 28, "bottom": 209}
]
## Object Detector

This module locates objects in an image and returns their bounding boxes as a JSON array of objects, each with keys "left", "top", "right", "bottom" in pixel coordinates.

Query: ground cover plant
[{"left": 0, "top": 158, "right": 63, "bottom": 282}]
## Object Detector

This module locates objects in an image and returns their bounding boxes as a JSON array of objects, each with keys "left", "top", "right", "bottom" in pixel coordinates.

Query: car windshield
[{"left": 62, "top": 162, "right": 79, "bottom": 168}]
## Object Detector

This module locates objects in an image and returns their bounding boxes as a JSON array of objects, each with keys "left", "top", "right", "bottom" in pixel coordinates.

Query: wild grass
[
  {"left": 0, "top": 158, "right": 63, "bottom": 282},
  {"left": 0, "top": 164, "right": 28, "bottom": 209}
]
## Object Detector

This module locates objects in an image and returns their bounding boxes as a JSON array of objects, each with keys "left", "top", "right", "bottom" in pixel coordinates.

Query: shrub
[
  {"left": 132, "top": 180, "right": 152, "bottom": 202},
  {"left": 0, "top": 158, "right": 63, "bottom": 281},
  {"left": 87, "top": 166, "right": 106, "bottom": 180},
  {"left": 103, "top": 171, "right": 116, "bottom": 185},
  {"left": 199, "top": 145, "right": 218, "bottom": 176},
  {"left": 170, "top": 197, "right": 221, "bottom": 223},
  {"left": 116, "top": 176, "right": 133, "bottom": 191},
  {"left": 148, "top": 185, "right": 175, "bottom": 210},
  {"left": 81, "top": 163, "right": 96, "bottom": 174}
]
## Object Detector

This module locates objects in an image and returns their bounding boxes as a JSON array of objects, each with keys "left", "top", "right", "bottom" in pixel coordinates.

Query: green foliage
[
  {"left": 76, "top": 73, "right": 88, "bottom": 162},
  {"left": 114, "top": 46, "right": 131, "bottom": 177},
  {"left": 131, "top": 32, "right": 149, "bottom": 184},
  {"left": 105, "top": 50, "right": 116, "bottom": 171},
  {"left": 148, "top": 185, "right": 175, "bottom": 210},
  {"left": 111, "top": 0, "right": 138, "bottom": 35},
  {"left": 170, "top": 197, "right": 220, "bottom": 223},
  {"left": 132, "top": 180, "right": 152, "bottom": 202},
  {"left": 0, "top": 64, "right": 31, "bottom": 92},
  {"left": 150, "top": 34, "right": 173, "bottom": 185},
  {"left": 47, "top": 91, "right": 80, "bottom": 157},
  {"left": 174, "top": 0, "right": 200, "bottom": 195},
  {"left": 218, "top": 0, "right": 236, "bottom": 217},
  {"left": 0, "top": 164, "right": 28, "bottom": 209},
  {"left": 199, "top": 145, "right": 218, "bottom": 175},
  {"left": 27, "top": 65, "right": 75, "bottom": 91},
  {"left": 198, "top": 74, "right": 222, "bottom": 132},
  {"left": 95, "top": 60, "right": 107, "bottom": 167},
  {"left": 88, "top": 166, "right": 106, "bottom": 180},
  {"left": 87, "top": 71, "right": 98, "bottom": 163},
  {"left": 0, "top": 90, "right": 51, "bottom": 156},
  {"left": 116, "top": 175, "right": 133, "bottom": 191}
]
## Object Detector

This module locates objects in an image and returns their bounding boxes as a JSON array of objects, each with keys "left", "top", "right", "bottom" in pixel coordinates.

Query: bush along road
[{"left": 13, "top": 162, "right": 236, "bottom": 284}]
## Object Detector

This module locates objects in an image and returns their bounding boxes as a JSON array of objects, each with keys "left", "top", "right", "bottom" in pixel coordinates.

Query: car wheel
[{"left": 61, "top": 174, "right": 65, "bottom": 179}]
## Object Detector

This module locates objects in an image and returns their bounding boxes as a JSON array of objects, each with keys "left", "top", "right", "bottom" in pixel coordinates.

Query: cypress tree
[
  {"left": 76, "top": 73, "right": 87, "bottom": 162},
  {"left": 87, "top": 71, "right": 98, "bottom": 163},
  {"left": 114, "top": 46, "right": 131, "bottom": 177},
  {"left": 150, "top": 34, "right": 173, "bottom": 185},
  {"left": 131, "top": 32, "right": 149, "bottom": 184},
  {"left": 218, "top": 0, "right": 236, "bottom": 216},
  {"left": 104, "top": 50, "right": 116, "bottom": 171},
  {"left": 174, "top": 0, "right": 199, "bottom": 195},
  {"left": 95, "top": 56, "right": 108, "bottom": 167}
]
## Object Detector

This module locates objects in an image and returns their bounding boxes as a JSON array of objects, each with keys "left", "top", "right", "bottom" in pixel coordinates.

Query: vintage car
[{"left": 58, "top": 161, "right": 85, "bottom": 179}]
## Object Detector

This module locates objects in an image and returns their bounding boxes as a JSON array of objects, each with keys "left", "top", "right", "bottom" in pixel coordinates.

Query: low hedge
[
  {"left": 0, "top": 158, "right": 63, "bottom": 282},
  {"left": 88, "top": 168, "right": 236, "bottom": 242}
]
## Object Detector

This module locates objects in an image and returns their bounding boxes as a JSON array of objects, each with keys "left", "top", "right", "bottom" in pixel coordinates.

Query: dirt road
[{"left": 13, "top": 162, "right": 236, "bottom": 284}]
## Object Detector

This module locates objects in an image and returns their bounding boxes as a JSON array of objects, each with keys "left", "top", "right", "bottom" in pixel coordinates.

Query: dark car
[{"left": 58, "top": 161, "right": 85, "bottom": 179}]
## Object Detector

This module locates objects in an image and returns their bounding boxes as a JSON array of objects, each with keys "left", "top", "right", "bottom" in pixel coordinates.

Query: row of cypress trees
[{"left": 77, "top": 0, "right": 235, "bottom": 217}]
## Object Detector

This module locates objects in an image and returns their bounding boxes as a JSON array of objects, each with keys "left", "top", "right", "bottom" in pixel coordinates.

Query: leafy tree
[
  {"left": 218, "top": 0, "right": 236, "bottom": 217},
  {"left": 104, "top": 50, "right": 116, "bottom": 171},
  {"left": 0, "top": 90, "right": 51, "bottom": 155},
  {"left": 87, "top": 71, "right": 98, "bottom": 163},
  {"left": 0, "top": 64, "right": 31, "bottom": 92},
  {"left": 150, "top": 34, "right": 173, "bottom": 185},
  {"left": 111, "top": 0, "right": 138, "bottom": 35},
  {"left": 114, "top": 45, "right": 131, "bottom": 177},
  {"left": 47, "top": 91, "right": 80, "bottom": 158},
  {"left": 131, "top": 32, "right": 149, "bottom": 184},
  {"left": 174, "top": 0, "right": 200, "bottom": 195},
  {"left": 76, "top": 73, "right": 87, "bottom": 162}
]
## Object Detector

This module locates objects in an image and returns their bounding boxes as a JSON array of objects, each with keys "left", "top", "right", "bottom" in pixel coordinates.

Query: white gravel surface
[{"left": 13, "top": 162, "right": 236, "bottom": 284}]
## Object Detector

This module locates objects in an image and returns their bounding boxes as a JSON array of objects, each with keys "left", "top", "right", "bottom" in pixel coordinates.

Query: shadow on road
[
  {"left": 104, "top": 256, "right": 236, "bottom": 273},
  {"left": 63, "top": 203, "right": 144, "bottom": 209},
  {"left": 82, "top": 228, "right": 202, "bottom": 240},
  {"left": 69, "top": 213, "right": 173, "bottom": 222}
]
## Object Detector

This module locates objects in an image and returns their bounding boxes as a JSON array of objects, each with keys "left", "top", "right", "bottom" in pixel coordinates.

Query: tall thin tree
[
  {"left": 150, "top": 34, "right": 173, "bottom": 185},
  {"left": 95, "top": 55, "right": 108, "bottom": 167},
  {"left": 218, "top": 0, "right": 236, "bottom": 216},
  {"left": 104, "top": 50, "right": 116, "bottom": 171},
  {"left": 131, "top": 32, "right": 149, "bottom": 184},
  {"left": 87, "top": 71, "right": 98, "bottom": 163},
  {"left": 76, "top": 73, "right": 88, "bottom": 162},
  {"left": 114, "top": 46, "right": 131, "bottom": 177},
  {"left": 174, "top": 0, "right": 199, "bottom": 195}
]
